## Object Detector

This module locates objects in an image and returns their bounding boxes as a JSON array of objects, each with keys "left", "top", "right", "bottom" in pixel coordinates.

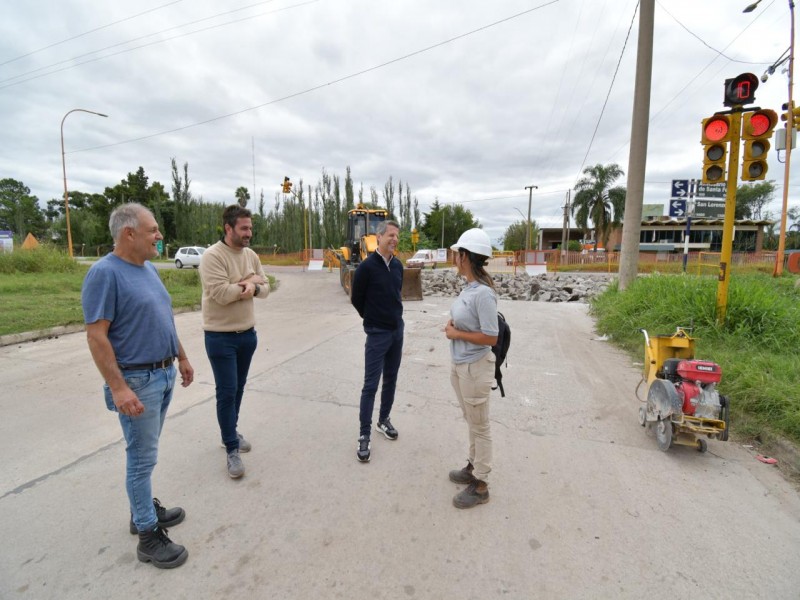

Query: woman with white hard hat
[{"left": 444, "top": 227, "right": 498, "bottom": 509}]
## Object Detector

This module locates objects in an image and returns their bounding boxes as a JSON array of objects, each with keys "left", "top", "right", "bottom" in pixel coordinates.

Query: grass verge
[
  {"left": 590, "top": 273, "right": 800, "bottom": 446},
  {"left": 0, "top": 248, "right": 275, "bottom": 337}
]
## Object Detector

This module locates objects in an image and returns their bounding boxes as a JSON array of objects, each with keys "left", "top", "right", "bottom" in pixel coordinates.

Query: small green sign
[{"left": 157, "top": 240, "right": 163, "bottom": 255}]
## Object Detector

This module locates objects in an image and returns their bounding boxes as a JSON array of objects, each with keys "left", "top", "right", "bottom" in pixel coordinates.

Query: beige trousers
[{"left": 450, "top": 352, "right": 495, "bottom": 483}]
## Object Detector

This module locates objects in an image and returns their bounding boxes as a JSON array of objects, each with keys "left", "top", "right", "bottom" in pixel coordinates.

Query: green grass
[
  {"left": 0, "top": 248, "right": 275, "bottom": 337},
  {"left": 591, "top": 273, "right": 800, "bottom": 445}
]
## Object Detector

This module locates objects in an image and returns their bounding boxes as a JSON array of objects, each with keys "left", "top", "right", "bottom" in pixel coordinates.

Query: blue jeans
[
  {"left": 104, "top": 365, "right": 176, "bottom": 533},
  {"left": 205, "top": 329, "right": 258, "bottom": 452},
  {"left": 359, "top": 323, "right": 404, "bottom": 436}
]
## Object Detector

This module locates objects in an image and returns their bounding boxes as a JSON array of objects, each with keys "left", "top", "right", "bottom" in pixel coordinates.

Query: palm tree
[
  {"left": 572, "top": 163, "right": 626, "bottom": 251},
  {"left": 235, "top": 186, "right": 250, "bottom": 208}
]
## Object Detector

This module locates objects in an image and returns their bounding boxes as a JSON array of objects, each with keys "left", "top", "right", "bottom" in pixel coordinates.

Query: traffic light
[
  {"left": 741, "top": 109, "right": 777, "bottom": 181},
  {"left": 723, "top": 72, "right": 758, "bottom": 107},
  {"left": 780, "top": 101, "right": 800, "bottom": 130},
  {"left": 281, "top": 176, "right": 292, "bottom": 194},
  {"left": 701, "top": 114, "right": 732, "bottom": 184}
]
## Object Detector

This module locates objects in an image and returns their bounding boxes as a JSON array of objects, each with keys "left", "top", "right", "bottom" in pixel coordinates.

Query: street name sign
[
  {"left": 695, "top": 183, "right": 726, "bottom": 198},
  {"left": 693, "top": 199, "right": 725, "bottom": 218}
]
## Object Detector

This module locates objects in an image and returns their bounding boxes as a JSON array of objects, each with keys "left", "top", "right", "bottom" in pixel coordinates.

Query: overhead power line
[
  {"left": 0, "top": 0, "right": 184, "bottom": 67},
  {"left": 69, "top": 0, "right": 562, "bottom": 154}
]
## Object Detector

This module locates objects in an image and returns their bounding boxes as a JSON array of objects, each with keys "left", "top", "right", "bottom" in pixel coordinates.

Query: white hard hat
[{"left": 450, "top": 228, "right": 492, "bottom": 258}]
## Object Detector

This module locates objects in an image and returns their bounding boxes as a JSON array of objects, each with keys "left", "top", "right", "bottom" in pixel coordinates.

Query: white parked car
[
  {"left": 406, "top": 249, "right": 437, "bottom": 269},
  {"left": 174, "top": 246, "right": 205, "bottom": 268}
]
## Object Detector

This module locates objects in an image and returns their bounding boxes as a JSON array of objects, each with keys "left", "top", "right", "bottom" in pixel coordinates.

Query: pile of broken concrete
[{"left": 420, "top": 270, "right": 614, "bottom": 303}]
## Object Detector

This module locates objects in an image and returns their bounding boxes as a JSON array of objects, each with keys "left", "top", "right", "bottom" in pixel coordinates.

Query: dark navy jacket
[{"left": 351, "top": 251, "right": 404, "bottom": 330}]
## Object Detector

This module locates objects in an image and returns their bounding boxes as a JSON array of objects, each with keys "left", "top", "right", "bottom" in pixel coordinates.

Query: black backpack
[{"left": 492, "top": 312, "right": 511, "bottom": 397}]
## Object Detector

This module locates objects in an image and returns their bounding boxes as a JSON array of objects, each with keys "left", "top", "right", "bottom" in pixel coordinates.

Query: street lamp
[
  {"left": 744, "top": 0, "right": 794, "bottom": 275},
  {"left": 61, "top": 108, "right": 108, "bottom": 258}
]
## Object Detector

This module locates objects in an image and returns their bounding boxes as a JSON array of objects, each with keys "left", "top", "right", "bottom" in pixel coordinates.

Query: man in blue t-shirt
[
  {"left": 350, "top": 220, "right": 404, "bottom": 463},
  {"left": 82, "top": 203, "right": 195, "bottom": 569}
]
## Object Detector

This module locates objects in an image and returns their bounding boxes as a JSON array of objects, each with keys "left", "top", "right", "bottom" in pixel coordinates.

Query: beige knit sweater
[{"left": 199, "top": 241, "right": 269, "bottom": 332}]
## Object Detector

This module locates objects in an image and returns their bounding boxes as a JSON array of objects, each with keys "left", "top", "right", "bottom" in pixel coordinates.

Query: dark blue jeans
[
  {"left": 205, "top": 328, "right": 258, "bottom": 452},
  {"left": 359, "top": 323, "right": 404, "bottom": 436}
]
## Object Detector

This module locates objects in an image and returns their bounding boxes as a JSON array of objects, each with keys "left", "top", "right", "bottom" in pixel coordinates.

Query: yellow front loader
[{"left": 333, "top": 206, "right": 422, "bottom": 300}]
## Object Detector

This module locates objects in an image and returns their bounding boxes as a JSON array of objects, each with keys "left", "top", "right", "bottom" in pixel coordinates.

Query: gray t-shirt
[{"left": 449, "top": 281, "right": 499, "bottom": 364}]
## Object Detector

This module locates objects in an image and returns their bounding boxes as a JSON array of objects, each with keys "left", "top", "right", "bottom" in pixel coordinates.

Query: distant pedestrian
[
  {"left": 199, "top": 205, "right": 269, "bottom": 479},
  {"left": 82, "top": 202, "right": 194, "bottom": 569},
  {"left": 350, "top": 220, "right": 403, "bottom": 462},
  {"left": 444, "top": 228, "right": 498, "bottom": 509}
]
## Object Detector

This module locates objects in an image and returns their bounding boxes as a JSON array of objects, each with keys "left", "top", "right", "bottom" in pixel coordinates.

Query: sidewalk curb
[
  {"left": 0, "top": 325, "right": 86, "bottom": 347},
  {"left": 0, "top": 306, "right": 200, "bottom": 348}
]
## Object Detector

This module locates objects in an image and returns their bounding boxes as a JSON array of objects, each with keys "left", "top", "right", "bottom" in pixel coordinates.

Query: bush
[{"left": 0, "top": 247, "right": 82, "bottom": 274}]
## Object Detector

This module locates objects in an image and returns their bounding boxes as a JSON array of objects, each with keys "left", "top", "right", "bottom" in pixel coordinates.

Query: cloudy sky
[{"left": 1, "top": 0, "right": 796, "bottom": 245}]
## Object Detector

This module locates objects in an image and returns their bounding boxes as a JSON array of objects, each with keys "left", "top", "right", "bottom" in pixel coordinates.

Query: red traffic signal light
[
  {"left": 742, "top": 109, "right": 777, "bottom": 181},
  {"left": 723, "top": 72, "right": 758, "bottom": 107},
  {"left": 702, "top": 115, "right": 731, "bottom": 143},
  {"left": 281, "top": 176, "right": 292, "bottom": 194},
  {"left": 701, "top": 115, "right": 732, "bottom": 184}
]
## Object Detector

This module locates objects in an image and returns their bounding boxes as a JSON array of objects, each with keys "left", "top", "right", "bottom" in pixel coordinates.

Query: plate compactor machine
[{"left": 637, "top": 327, "right": 729, "bottom": 453}]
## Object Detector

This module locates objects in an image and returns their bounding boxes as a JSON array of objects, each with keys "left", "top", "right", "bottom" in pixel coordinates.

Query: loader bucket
[{"left": 401, "top": 267, "right": 423, "bottom": 301}]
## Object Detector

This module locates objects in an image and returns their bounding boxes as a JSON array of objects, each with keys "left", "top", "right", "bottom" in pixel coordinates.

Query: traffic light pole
[{"left": 716, "top": 111, "right": 743, "bottom": 325}]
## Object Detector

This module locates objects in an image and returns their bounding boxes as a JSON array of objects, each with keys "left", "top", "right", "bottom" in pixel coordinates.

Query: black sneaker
[
  {"left": 376, "top": 419, "right": 398, "bottom": 440},
  {"left": 357, "top": 435, "right": 371, "bottom": 462},
  {"left": 137, "top": 526, "right": 188, "bottom": 569},
  {"left": 129, "top": 498, "right": 186, "bottom": 534}
]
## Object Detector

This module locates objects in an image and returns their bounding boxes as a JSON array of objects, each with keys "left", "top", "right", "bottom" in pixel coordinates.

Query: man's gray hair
[
  {"left": 109, "top": 203, "right": 151, "bottom": 241},
  {"left": 376, "top": 219, "right": 400, "bottom": 235}
]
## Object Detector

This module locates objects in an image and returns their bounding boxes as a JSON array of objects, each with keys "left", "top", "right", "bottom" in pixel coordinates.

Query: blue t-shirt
[
  {"left": 81, "top": 254, "right": 179, "bottom": 365},
  {"left": 449, "top": 281, "right": 498, "bottom": 364}
]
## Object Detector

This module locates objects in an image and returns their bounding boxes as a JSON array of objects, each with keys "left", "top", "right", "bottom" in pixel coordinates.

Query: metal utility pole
[
  {"left": 524, "top": 185, "right": 538, "bottom": 254},
  {"left": 774, "top": 0, "right": 796, "bottom": 276},
  {"left": 618, "top": 0, "right": 654, "bottom": 290}
]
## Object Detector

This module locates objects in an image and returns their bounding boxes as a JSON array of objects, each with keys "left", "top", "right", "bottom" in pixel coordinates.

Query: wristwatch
[{"left": 254, "top": 284, "right": 261, "bottom": 297}]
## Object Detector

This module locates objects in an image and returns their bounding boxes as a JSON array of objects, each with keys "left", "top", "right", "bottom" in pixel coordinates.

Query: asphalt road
[{"left": 1, "top": 270, "right": 799, "bottom": 599}]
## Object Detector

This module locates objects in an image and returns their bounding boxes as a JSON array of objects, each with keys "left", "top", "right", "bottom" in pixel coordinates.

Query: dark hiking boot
[
  {"left": 137, "top": 526, "right": 188, "bottom": 569},
  {"left": 357, "top": 435, "right": 371, "bottom": 462},
  {"left": 129, "top": 498, "right": 186, "bottom": 534},
  {"left": 449, "top": 462, "right": 477, "bottom": 485},
  {"left": 453, "top": 480, "right": 490, "bottom": 509}
]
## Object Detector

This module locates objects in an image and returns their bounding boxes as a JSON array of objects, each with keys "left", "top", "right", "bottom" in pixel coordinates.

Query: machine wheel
[
  {"left": 697, "top": 438, "right": 708, "bottom": 453},
  {"left": 175, "top": 259, "right": 183, "bottom": 269},
  {"left": 655, "top": 418, "right": 673, "bottom": 452},
  {"left": 719, "top": 395, "right": 730, "bottom": 442},
  {"left": 342, "top": 267, "right": 353, "bottom": 297},
  {"left": 638, "top": 406, "right": 647, "bottom": 427}
]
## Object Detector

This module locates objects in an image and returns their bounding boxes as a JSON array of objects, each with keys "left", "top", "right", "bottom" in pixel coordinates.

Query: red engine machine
[{"left": 638, "top": 328, "right": 729, "bottom": 452}]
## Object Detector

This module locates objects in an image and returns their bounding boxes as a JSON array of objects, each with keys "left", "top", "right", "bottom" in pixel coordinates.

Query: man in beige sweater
[{"left": 199, "top": 205, "right": 269, "bottom": 479}]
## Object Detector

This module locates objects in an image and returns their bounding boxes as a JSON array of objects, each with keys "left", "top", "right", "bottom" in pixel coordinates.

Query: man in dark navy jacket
[{"left": 350, "top": 220, "right": 404, "bottom": 462}]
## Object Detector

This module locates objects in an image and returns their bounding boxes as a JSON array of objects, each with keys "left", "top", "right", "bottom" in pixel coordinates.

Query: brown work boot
[
  {"left": 449, "top": 462, "right": 477, "bottom": 484},
  {"left": 453, "top": 480, "right": 489, "bottom": 509}
]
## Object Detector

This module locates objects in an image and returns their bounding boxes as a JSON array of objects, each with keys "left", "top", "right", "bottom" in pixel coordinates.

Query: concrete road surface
[{"left": 1, "top": 270, "right": 799, "bottom": 599}]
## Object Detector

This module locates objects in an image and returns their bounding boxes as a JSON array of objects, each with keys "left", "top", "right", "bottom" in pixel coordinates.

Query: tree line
[
  {"left": 1, "top": 160, "right": 793, "bottom": 256},
  {"left": 0, "top": 162, "right": 485, "bottom": 255}
]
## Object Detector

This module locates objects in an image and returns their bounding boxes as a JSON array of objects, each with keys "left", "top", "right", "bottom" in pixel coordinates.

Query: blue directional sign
[
  {"left": 669, "top": 199, "right": 687, "bottom": 218},
  {"left": 671, "top": 179, "right": 690, "bottom": 199}
]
